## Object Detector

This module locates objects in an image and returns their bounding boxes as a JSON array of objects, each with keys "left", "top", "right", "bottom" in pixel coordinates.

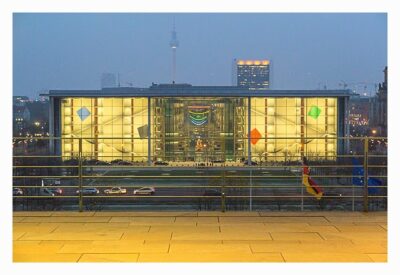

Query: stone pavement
[{"left": 13, "top": 211, "right": 387, "bottom": 262}]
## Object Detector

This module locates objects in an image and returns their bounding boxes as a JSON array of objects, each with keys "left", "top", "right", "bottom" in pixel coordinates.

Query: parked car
[
  {"left": 85, "top": 159, "right": 110, "bottom": 166},
  {"left": 110, "top": 159, "right": 132, "bottom": 165},
  {"left": 84, "top": 159, "right": 99, "bottom": 165},
  {"left": 48, "top": 187, "right": 63, "bottom": 196},
  {"left": 203, "top": 189, "right": 222, "bottom": 196},
  {"left": 63, "top": 158, "right": 79, "bottom": 165},
  {"left": 243, "top": 160, "right": 258, "bottom": 166},
  {"left": 104, "top": 187, "right": 127, "bottom": 195},
  {"left": 154, "top": 161, "right": 169, "bottom": 166},
  {"left": 110, "top": 159, "right": 123, "bottom": 164},
  {"left": 13, "top": 187, "right": 23, "bottom": 196},
  {"left": 96, "top": 160, "right": 110, "bottom": 166},
  {"left": 118, "top": 160, "right": 133, "bottom": 165},
  {"left": 39, "top": 188, "right": 55, "bottom": 197},
  {"left": 133, "top": 187, "right": 155, "bottom": 195},
  {"left": 76, "top": 187, "right": 99, "bottom": 195}
]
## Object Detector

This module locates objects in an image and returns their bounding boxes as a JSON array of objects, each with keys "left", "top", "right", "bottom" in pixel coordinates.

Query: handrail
[
  {"left": 13, "top": 185, "right": 377, "bottom": 188},
  {"left": 12, "top": 136, "right": 388, "bottom": 212}
]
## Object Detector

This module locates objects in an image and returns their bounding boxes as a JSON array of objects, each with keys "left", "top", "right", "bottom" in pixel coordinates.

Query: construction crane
[{"left": 339, "top": 81, "right": 378, "bottom": 96}]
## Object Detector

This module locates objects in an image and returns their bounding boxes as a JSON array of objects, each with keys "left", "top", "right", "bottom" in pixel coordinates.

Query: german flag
[{"left": 302, "top": 157, "right": 323, "bottom": 200}]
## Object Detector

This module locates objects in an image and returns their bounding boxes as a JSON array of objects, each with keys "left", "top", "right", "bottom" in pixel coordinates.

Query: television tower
[{"left": 169, "top": 18, "right": 179, "bottom": 83}]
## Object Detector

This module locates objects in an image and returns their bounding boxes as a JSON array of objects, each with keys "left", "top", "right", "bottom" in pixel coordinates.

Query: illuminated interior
[
  {"left": 251, "top": 97, "right": 337, "bottom": 161},
  {"left": 151, "top": 97, "right": 247, "bottom": 162},
  {"left": 61, "top": 97, "right": 148, "bottom": 161},
  {"left": 60, "top": 97, "right": 337, "bottom": 162}
]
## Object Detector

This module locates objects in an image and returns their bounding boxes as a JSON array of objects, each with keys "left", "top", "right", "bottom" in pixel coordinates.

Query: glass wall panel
[
  {"left": 250, "top": 97, "right": 337, "bottom": 162},
  {"left": 151, "top": 97, "right": 247, "bottom": 163},
  {"left": 61, "top": 97, "right": 148, "bottom": 161}
]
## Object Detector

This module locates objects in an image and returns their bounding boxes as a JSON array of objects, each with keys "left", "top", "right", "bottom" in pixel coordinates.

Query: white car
[
  {"left": 13, "top": 188, "right": 23, "bottom": 196},
  {"left": 133, "top": 187, "right": 155, "bottom": 195},
  {"left": 104, "top": 187, "right": 127, "bottom": 195}
]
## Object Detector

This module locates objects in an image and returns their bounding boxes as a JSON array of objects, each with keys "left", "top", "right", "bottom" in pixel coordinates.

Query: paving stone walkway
[{"left": 13, "top": 211, "right": 387, "bottom": 262}]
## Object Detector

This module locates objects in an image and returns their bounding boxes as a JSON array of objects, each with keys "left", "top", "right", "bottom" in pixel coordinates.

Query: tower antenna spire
[{"left": 169, "top": 17, "right": 179, "bottom": 83}]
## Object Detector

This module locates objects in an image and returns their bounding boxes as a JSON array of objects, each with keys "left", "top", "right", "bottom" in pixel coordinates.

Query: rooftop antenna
[{"left": 169, "top": 17, "right": 179, "bottom": 83}]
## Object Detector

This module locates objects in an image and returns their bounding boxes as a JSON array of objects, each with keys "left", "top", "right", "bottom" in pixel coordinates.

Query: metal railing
[{"left": 12, "top": 136, "right": 387, "bottom": 212}]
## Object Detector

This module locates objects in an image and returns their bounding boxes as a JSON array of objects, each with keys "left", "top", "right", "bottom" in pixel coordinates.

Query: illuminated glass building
[
  {"left": 44, "top": 84, "right": 350, "bottom": 163},
  {"left": 236, "top": 59, "right": 270, "bottom": 90}
]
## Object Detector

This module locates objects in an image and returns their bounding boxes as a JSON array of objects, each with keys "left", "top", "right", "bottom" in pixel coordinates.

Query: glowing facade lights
[
  {"left": 236, "top": 59, "right": 270, "bottom": 89},
  {"left": 188, "top": 106, "right": 210, "bottom": 126}
]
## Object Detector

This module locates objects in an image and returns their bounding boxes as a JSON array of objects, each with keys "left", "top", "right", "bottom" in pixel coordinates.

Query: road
[{"left": 13, "top": 166, "right": 386, "bottom": 211}]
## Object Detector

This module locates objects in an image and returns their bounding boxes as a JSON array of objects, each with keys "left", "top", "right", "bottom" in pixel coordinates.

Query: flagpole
[{"left": 301, "top": 169, "right": 304, "bottom": 211}]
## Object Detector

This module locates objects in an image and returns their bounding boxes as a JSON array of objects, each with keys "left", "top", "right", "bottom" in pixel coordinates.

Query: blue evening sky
[{"left": 13, "top": 13, "right": 387, "bottom": 98}]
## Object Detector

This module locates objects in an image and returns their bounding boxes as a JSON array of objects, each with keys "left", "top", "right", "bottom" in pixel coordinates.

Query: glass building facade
[{"left": 49, "top": 85, "right": 348, "bottom": 163}]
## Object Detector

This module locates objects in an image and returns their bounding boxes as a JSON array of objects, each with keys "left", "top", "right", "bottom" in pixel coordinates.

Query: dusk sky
[{"left": 13, "top": 13, "right": 387, "bottom": 98}]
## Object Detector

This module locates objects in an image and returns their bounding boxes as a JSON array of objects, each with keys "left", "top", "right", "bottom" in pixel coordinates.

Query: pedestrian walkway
[{"left": 13, "top": 211, "right": 387, "bottom": 262}]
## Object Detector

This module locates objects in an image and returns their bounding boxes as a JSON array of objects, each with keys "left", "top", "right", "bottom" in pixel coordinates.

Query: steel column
[
  {"left": 363, "top": 137, "right": 369, "bottom": 212},
  {"left": 248, "top": 97, "right": 252, "bottom": 211},
  {"left": 148, "top": 97, "right": 152, "bottom": 166},
  {"left": 78, "top": 138, "right": 83, "bottom": 212},
  {"left": 49, "top": 97, "right": 55, "bottom": 154}
]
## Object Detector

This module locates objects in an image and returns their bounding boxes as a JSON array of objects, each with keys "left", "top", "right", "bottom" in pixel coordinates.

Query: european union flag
[{"left": 351, "top": 158, "right": 381, "bottom": 195}]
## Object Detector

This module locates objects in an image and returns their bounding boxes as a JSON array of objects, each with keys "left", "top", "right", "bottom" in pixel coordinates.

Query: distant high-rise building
[
  {"left": 101, "top": 73, "right": 117, "bottom": 88},
  {"left": 370, "top": 66, "right": 387, "bottom": 136},
  {"left": 234, "top": 59, "right": 270, "bottom": 90},
  {"left": 13, "top": 105, "right": 30, "bottom": 136},
  {"left": 13, "top": 96, "right": 30, "bottom": 106},
  {"left": 349, "top": 94, "right": 371, "bottom": 137}
]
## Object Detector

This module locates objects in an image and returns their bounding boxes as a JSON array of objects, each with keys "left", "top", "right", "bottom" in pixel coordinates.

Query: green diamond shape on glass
[{"left": 308, "top": 106, "right": 321, "bottom": 119}]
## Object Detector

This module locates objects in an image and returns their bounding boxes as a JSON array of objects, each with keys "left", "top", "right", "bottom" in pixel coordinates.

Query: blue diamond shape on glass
[{"left": 77, "top": 107, "right": 90, "bottom": 121}]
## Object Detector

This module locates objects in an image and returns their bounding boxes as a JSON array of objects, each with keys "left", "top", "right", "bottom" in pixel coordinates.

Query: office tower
[{"left": 234, "top": 59, "right": 270, "bottom": 90}]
